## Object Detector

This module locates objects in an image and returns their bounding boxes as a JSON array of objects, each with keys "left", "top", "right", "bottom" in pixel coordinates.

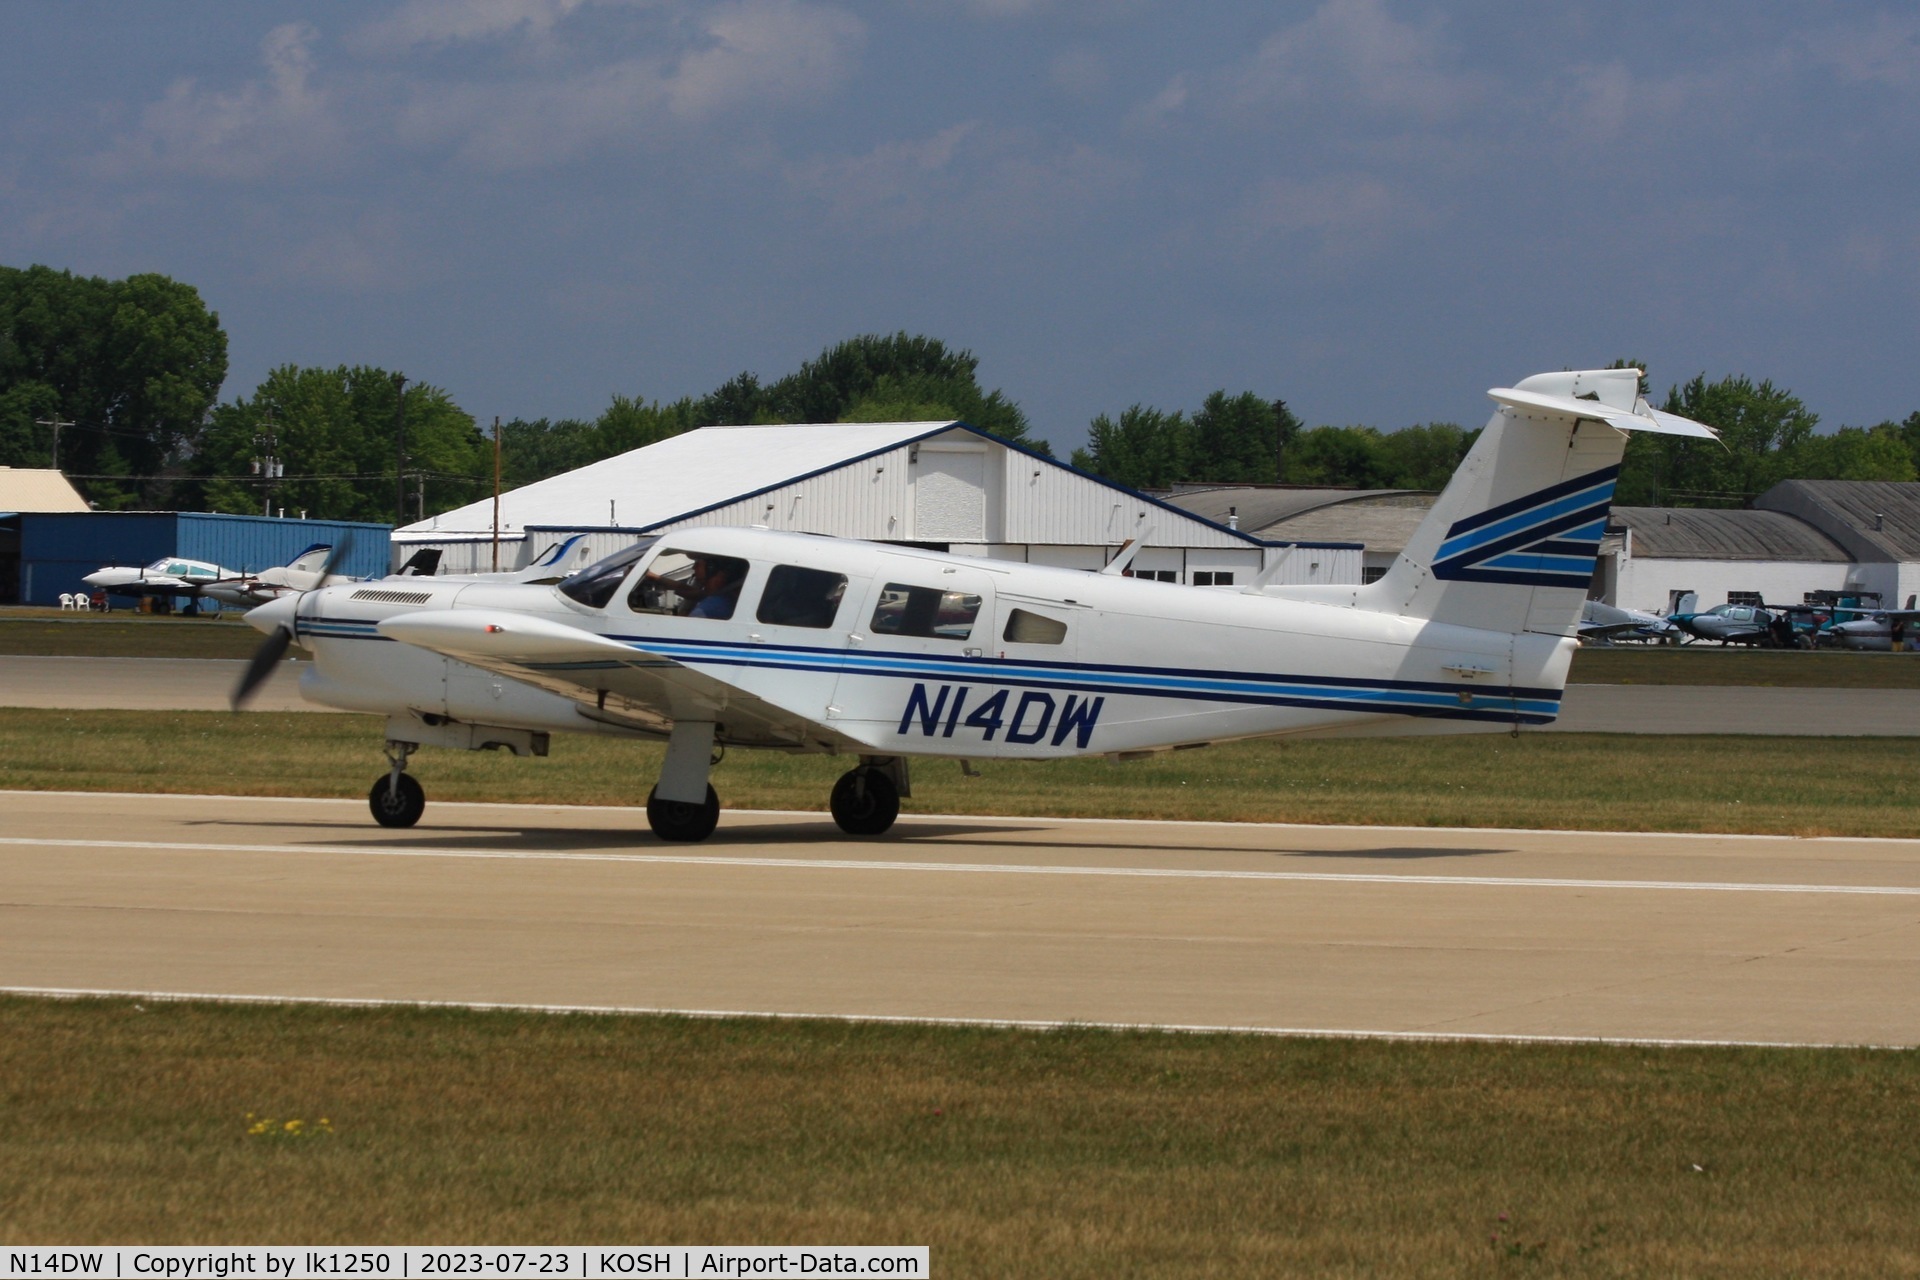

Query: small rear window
[
  {"left": 871, "top": 583, "right": 981, "bottom": 640},
  {"left": 757, "top": 565, "right": 847, "bottom": 629},
  {"left": 1002, "top": 608, "right": 1067, "bottom": 645}
]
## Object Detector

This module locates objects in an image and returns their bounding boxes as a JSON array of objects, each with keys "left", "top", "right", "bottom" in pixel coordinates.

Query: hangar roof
[
  {"left": 0, "top": 467, "right": 89, "bottom": 513},
  {"left": 1163, "top": 487, "right": 1430, "bottom": 533},
  {"left": 401, "top": 421, "right": 961, "bottom": 537},
  {"left": 1756, "top": 480, "right": 1920, "bottom": 563},
  {"left": 1612, "top": 507, "right": 1849, "bottom": 561}
]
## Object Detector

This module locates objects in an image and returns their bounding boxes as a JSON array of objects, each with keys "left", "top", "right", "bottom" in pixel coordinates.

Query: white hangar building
[{"left": 394, "top": 421, "right": 1361, "bottom": 586}]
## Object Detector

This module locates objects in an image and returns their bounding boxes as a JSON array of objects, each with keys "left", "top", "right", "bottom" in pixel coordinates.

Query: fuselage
[{"left": 266, "top": 527, "right": 1575, "bottom": 760}]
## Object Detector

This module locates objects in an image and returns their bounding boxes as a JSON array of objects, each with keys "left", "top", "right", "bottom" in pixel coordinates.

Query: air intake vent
[{"left": 351, "top": 588, "right": 435, "bottom": 605}]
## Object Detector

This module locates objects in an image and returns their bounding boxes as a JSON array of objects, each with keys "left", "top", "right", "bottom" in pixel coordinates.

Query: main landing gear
[
  {"left": 830, "top": 764, "right": 901, "bottom": 836},
  {"left": 369, "top": 740, "right": 425, "bottom": 828}
]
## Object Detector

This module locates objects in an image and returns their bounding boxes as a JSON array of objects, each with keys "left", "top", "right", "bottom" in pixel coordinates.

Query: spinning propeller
[{"left": 230, "top": 534, "right": 353, "bottom": 710}]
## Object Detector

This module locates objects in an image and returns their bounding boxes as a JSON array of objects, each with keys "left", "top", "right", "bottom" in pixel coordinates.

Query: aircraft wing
[{"left": 376, "top": 610, "right": 853, "bottom": 751}]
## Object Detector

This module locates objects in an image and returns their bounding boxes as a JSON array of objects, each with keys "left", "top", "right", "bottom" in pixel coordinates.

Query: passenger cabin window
[
  {"left": 757, "top": 565, "right": 847, "bottom": 629},
  {"left": 870, "top": 583, "right": 982, "bottom": 640},
  {"left": 558, "top": 538, "right": 659, "bottom": 609},
  {"left": 1002, "top": 608, "right": 1068, "bottom": 645},
  {"left": 629, "top": 549, "right": 751, "bottom": 620}
]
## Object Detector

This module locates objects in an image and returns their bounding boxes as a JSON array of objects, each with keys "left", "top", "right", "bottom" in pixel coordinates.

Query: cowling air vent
[{"left": 351, "top": 588, "right": 436, "bottom": 605}]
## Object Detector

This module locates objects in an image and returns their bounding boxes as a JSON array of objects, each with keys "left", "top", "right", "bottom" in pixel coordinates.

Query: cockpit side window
[
  {"left": 870, "top": 583, "right": 982, "bottom": 640},
  {"left": 629, "top": 549, "right": 752, "bottom": 620},
  {"left": 557, "top": 538, "right": 659, "bottom": 609},
  {"left": 757, "top": 565, "right": 847, "bottom": 629}
]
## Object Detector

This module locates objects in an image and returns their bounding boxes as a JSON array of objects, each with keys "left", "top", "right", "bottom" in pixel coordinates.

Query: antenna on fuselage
[{"left": 1100, "top": 525, "right": 1156, "bottom": 576}]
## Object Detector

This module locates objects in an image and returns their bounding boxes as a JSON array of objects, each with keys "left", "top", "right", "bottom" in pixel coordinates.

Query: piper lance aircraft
[{"left": 232, "top": 368, "right": 1715, "bottom": 842}]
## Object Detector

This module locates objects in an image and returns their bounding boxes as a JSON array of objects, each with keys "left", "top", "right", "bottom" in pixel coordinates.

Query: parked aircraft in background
[
  {"left": 1578, "top": 599, "right": 1679, "bottom": 645},
  {"left": 198, "top": 544, "right": 356, "bottom": 608},
  {"left": 82, "top": 555, "right": 237, "bottom": 602},
  {"left": 1667, "top": 602, "right": 1795, "bottom": 647},
  {"left": 1825, "top": 597, "right": 1920, "bottom": 651},
  {"left": 233, "top": 368, "right": 1715, "bottom": 843}
]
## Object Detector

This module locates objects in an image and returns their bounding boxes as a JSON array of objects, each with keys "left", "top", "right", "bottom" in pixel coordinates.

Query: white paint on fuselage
[{"left": 281, "top": 527, "right": 1570, "bottom": 760}]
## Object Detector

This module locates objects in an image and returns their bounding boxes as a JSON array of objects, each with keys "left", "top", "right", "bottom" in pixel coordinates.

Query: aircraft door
[{"left": 834, "top": 567, "right": 996, "bottom": 749}]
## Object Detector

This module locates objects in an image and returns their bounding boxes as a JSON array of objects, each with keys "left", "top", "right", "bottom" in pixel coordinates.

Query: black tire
[
  {"left": 369, "top": 773, "right": 426, "bottom": 828},
  {"left": 647, "top": 784, "right": 721, "bottom": 842},
  {"left": 830, "top": 768, "right": 900, "bottom": 837}
]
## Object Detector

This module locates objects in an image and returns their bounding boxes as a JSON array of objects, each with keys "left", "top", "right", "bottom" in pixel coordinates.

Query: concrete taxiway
[
  {"left": 4, "top": 789, "right": 1917, "bottom": 1046},
  {"left": 4, "top": 654, "right": 1920, "bottom": 731}
]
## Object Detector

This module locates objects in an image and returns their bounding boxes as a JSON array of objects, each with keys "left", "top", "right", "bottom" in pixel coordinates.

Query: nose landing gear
[{"left": 369, "top": 740, "right": 425, "bottom": 828}]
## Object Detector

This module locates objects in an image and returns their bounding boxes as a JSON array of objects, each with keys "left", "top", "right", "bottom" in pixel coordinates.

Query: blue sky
[{"left": 4, "top": 1, "right": 1916, "bottom": 453}]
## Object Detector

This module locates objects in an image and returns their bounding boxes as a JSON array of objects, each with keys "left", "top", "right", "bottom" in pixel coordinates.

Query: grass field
[
  {"left": 2, "top": 707, "right": 1915, "bottom": 836},
  {"left": 0, "top": 611, "right": 272, "bottom": 659},
  {"left": 2, "top": 996, "right": 1916, "bottom": 1276}
]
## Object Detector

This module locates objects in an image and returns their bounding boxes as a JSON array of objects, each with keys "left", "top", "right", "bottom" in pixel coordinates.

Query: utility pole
[
  {"left": 492, "top": 415, "right": 502, "bottom": 572},
  {"left": 251, "top": 420, "right": 283, "bottom": 517},
  {"left": 34, "top": 417, "right": 75, "bottom": 471},
  {"left": 393, "top": 373, "right": 408, "bottom": 527}
]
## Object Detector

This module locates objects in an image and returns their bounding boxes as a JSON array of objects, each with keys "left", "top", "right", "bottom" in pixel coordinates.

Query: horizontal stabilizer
[
  {"left": 1488, "top": 388, "right": 1719, "bottom": 438},
  {"left": 377, "top": 610, "right": 660, "bottom": 665}
]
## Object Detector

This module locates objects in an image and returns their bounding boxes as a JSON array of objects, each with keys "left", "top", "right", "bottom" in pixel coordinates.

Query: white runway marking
[
  {"left": 2, "top": 985, "right": 1900, "bottom": 1051},
  {"left": 4, "top": 834, "right": 1916, "bottom": 897}
]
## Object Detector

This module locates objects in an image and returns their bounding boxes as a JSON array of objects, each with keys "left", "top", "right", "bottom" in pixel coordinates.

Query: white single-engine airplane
[{"left": 233, "top": 368, "right": 1714, "bottom": 842}]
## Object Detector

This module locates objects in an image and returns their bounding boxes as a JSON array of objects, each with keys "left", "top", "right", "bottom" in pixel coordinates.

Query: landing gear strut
[
  {"left": 830, "top": 762, "right": 902, "bottom": 836},
  {"left": 647, "top": 720, "right": 722, "bottom": 842},
  {"left": 369, "top": 740, "right": 425, "bottom": 828}
]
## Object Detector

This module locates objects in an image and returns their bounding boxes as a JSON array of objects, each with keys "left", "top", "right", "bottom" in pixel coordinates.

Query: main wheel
[
  {"left": 647, "top": 784, "right": 721, "bottom": 842},
  {"left": 368, "top": 773, "right": 426, "bottom": 828},
  {"left": 830, "top": 768, "right": 899, "bottom": 837}
]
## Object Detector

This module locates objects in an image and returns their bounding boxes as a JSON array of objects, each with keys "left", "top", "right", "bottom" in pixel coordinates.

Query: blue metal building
[{"left": 15, "top": 512, "right": 390, "bottom": 606}]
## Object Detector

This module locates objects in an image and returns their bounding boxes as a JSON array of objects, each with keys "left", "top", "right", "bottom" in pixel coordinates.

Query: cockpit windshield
[{"left": 557, "top": 537, "right": 659, "bottom": 608}]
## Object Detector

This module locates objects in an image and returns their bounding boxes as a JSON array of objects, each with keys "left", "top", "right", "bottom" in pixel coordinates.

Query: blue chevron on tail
[{"left": 1431, "top": 464, "right": 1621, "bottom": 590}]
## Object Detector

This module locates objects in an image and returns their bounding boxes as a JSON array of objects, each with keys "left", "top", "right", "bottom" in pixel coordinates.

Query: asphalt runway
[
  {"left": 3, "top": 654, "right": 1920, "bottom": 731},
  {"left": 5, "top": 789, "right": 1918, "bottom": 1046}
]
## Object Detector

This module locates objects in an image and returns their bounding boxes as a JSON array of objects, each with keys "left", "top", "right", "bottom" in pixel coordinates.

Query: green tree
[
  {"left": 1619, "top": 374, "right": 1818, "bottom": 506},
  {"left": 1070, "top": 406, "right": 1190, "bottom": 489},
  {"left": 1373, "top": 423, "right": 1476, "bottom": 489},
  {"left": 192, "top": 366, "right": 485, "bottom": 524},
  {"left": 1280, "top": 426, "right": 1390, "bottom": 487},
  {"left": 1787, "top": 424, "right": 1916, "bottom": 482},
  {"left": 0, "top": 263, "right": 227, "bottom": 506},
  {"left": 1188, "top": 391, "right": 1281, "bottom": 483}
]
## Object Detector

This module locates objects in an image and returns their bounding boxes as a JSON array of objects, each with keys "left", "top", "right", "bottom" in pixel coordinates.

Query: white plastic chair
[{"left": 58, "top": 593, "right": 76, "bottom": 610}]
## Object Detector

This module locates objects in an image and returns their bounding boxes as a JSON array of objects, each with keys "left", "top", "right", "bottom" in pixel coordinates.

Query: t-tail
[{"left": 1365, "top": 368, "right": 1714, "bottom": 639}]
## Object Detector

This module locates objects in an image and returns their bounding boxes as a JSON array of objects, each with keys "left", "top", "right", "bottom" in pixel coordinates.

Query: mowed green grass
[
  {"left": 1, "top": 708, "right": 1915, "bottom": 836},
  {"left": 2, "top": 997, "right": 1916, "bottom": 1276},
  {"left": 0, "top": 612, "right": 273, "bottom": 659},
  {"left": 1568, "top": 645, "right": 1920, "bottom": 688}
]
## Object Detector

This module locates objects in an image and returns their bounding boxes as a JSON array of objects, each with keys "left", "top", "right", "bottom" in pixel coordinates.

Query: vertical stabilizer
[{"left": 1363, "top": 369, "right": 1711, "bottom": 638}]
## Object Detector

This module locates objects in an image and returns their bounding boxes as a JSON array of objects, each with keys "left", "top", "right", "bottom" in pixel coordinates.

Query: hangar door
[{"left": 913, "top": 446, "right": 987, "bottom": 541}]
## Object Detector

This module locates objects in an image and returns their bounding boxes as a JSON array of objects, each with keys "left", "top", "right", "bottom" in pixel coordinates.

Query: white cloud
[
  {"left": 89, "top": 23, "right": 346, "bottom": 182},
  {"left": 351, "top": 0, "right": 594, "bottom": 53},
  {"left": 1229, "top": 0, "right": 1478, "bottom": 124},
  {"left": 787, "top": 122, "right": 1131, "bottom": 235},
  {"left": 1237, "top": 173, "right": 1407, "bottom": 258},
  {"left": 392, "top": 1, "right": 866, "bottom": 169},
  {"left": 1806, "top": 12, "right": 1920, "bottom": 89}
]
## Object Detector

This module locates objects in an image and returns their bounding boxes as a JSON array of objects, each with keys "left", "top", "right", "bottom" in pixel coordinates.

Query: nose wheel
[
  {"left": 369, "top": 741, "right": 425, "bottom": 828},
  {"left": 648, "top": 784, "right": 721, "bottom": 842},
  {"left": 830, "top": 767, "right": 900, "bottom": 836}
]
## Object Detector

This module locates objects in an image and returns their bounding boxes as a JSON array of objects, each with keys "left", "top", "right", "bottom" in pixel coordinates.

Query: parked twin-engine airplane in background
[
  {"left": 233, "top": 368, "right": 1716, "bottom": 842},
  {"left": 85, "top": 544, "right": 352, "bottom": 609}
]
